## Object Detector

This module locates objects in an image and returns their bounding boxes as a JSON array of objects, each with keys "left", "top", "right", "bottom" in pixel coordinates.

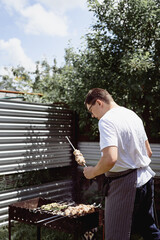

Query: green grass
[
  {"left": 0, "top": 222, "right": 104, "bottom": 240},
  {"left": 0, "top": 223, "right": 73, "bottom": 240},
  {"left": 0, "top": 223, "right": 144, "bottom": 240}
]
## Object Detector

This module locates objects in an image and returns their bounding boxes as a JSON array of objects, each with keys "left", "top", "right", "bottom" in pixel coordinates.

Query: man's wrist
[{"left": 92, "top": 167, "right": 97, "bottom": 178}]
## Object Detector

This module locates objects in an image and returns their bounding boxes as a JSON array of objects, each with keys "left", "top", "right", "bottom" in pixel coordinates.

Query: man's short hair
[{"left": 84, "top": 88, "right": 113, "bottom": 106}]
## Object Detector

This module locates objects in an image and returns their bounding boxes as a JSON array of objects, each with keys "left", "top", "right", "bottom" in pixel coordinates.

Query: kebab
[
  {"left": 41, "top": 202, "right": 68, "bottom": 211},
  {"left": 64, "top": 204, "right": 95, "bottom": 217},
  {"left": 66, "top": 136, "right": 87, "bottom": 167},
  {"left": 40, "top": 202, "right": 95, "bottom": 217}
]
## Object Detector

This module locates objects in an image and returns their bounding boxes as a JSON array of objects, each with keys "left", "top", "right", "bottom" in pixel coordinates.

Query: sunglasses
[{"left": 88, "top": 99, "right": 97, "bottom": 114}]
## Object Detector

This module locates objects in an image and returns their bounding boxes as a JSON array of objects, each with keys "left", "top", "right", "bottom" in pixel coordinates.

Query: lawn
[{"left": 0, "top": 223, "right": 143, "bottom": 240}]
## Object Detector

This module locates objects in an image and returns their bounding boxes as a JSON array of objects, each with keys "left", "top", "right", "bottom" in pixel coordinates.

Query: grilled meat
[
  {"left": 40, "top": 202, "right": 95, "bottom": 217},
  {"left": 73, "top": 149, "right": 86, "bottom": 166},
  {"left": 64, "top": 204, "right": 95, "bottom": 217}
]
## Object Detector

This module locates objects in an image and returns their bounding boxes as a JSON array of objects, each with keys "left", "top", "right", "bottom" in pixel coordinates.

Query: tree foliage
[
  {"left": 63, "top": 0, "right": 160, "bottom": 140},
  {"left": 0, "top": 0, "right": 160, "bottom": 141}
]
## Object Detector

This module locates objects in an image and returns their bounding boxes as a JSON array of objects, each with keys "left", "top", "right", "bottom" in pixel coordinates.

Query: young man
[{"left": 74, "top": 88, "right": 160, "bottom": 240}]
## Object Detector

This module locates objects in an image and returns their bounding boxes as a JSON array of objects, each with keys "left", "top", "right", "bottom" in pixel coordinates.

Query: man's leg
[{"left": 131, "top": 178, "right": 160, "bottom": 240}]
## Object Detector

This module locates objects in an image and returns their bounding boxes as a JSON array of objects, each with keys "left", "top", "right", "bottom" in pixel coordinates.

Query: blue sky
[{"left": 0, "top": 0, "right": 95, "bottom": 75}]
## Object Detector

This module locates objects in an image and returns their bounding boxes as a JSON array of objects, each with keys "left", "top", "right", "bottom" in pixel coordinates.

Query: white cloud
[
  {"left": 21, "top": 4, "right": 68, "bottom": 36},
  {"left": 0, "top": 38, "right": 36, "bottom": 71},
  {"left": 0, "top": 0, "right": 27, "bottom": 13},
  {"left": 1, "top": 0, "right": 87, "bottom": 13},
  {"left": 36, "top": 0, "right": 88, "bottom": 13},
  {"left": 1, "top": 0, "right": 73, "bottom": 37},
  {"left": 0, "top": 0, "right": 92, "bottom": 71},
  {"left": 0, "top": 0, "right": 89, "bottom": 37}
]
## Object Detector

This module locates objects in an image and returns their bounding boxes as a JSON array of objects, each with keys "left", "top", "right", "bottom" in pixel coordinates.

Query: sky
[{"left": 0, "top": 0, "right": 95, "bottom": 76}]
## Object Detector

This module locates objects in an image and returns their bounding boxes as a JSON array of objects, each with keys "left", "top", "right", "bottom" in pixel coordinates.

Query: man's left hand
[{"left": 83, "top": 166, "right": 95, "bottom": 179}]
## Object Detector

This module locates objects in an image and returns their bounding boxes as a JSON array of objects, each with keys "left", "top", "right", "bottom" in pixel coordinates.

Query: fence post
[{"left": 71, "top": 111, "right": 79, "bottom": 202}]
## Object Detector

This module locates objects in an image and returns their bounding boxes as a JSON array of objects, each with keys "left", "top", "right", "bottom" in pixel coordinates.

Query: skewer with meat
[
  {"left": 40, "top": 202, "right": 95, "bottom": 217},
  {"left": 73, "top": 149, "right": 86, "bottom": 166},
  {"left": 65, "top": 136, "right": 87, "bottom": 166},
  {"left": 64, "top": 204, "right": 95, "bottom": 217}
]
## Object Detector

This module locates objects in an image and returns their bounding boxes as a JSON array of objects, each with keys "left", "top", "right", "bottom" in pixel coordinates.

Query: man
[{"left": 74, "top": 88, "right": 160, "bottom": 240}]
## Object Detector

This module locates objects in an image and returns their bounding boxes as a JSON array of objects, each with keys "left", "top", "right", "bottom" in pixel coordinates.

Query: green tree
[
  {"left": 31, "top": 58, "right": 75, "bottom": 104},
  {"left": 1, "top": 0, "right": 160, "bottom": 141},
  {"left": 62, "top": 0, "right": 160, "bottom": 140},
  {"left": 0, "top": 60, "right": 70, "bottom": 103}
]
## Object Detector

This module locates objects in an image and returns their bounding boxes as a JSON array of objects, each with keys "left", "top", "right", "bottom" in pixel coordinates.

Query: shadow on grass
[
  {"left": 0, "top": 222, "right": 104, "bottom": 240},
  {"left": 0, "top": 223, "right": 144, "bottom": 240}
]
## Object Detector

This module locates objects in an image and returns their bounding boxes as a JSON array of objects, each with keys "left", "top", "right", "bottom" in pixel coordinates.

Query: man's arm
[
  {"left": 145, "top": 140, "right": 152, "bottom": 158},
  {"left": 83, "top": 146, "right": 117, "bottom": 179}
]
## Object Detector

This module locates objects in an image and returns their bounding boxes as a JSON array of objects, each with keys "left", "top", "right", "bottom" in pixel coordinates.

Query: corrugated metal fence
[
  {"left": 0, "top": 99, "right": 75, "bottom": 227},
  {"left": 0, "top": 180, "right": 73, "bottom": 227},
  {"left": 0, "top": 99, "right": 74, "bottom": 175},
  {"left": 1, "top": 99, "right": 159, "bottom": 228},
  {"left": 78, "top": 142, "right": 160, "bottom": 176}
]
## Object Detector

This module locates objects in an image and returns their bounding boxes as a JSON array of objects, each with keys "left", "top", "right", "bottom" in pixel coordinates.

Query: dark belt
[{"left": 103, "top": 169, "right": 137, "bottom": 197}]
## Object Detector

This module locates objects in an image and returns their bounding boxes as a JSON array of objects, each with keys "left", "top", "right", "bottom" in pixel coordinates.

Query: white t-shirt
[{"left": 98, "top": 106, "right": 155, "bottom": 187}]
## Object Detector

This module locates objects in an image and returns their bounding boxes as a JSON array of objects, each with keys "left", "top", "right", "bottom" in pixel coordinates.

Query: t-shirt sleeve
[
  {"left": 141, "top": 120, "right": 148, "bottom": 141},
  {"left": 98, "top": 119, "right": 118, "bottom": 151}
]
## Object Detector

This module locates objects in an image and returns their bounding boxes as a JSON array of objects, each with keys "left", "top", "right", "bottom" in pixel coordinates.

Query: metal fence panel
[
  {"left": 0, "top": 99, "right": 75, "bottom": 227},
  {"left": 0, "top": 99, "right": 74, "bottom": 175},
  {"left": 78, "top": 142, "right": 160, "bottom": 176},
  {"left": 78, "top": 142, "right": 101, "bottom": 166},
  {"left": 0, "top": 179, "right": 73, "bottom": 227}
]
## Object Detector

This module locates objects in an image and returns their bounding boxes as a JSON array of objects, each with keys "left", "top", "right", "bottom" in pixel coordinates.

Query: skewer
[
  {"left": 83, "top": 163, "right": 87, "bottom": 167},
  {"left": 36, "top": 215, "right": 60, "bottom": 224},
  {"left": 65, "top": 136, "right": 87, "bottom": 167},
  {"left": 65, "top": 136, "right": 76, "bottom": 151},
  {"left": 44, "top": 216, "right": 66, "bottom": 226}
]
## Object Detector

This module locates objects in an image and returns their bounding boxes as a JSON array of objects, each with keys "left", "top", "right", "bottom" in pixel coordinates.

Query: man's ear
[{"left": 96, "top": 99, "right": 102, "bottom": 106}]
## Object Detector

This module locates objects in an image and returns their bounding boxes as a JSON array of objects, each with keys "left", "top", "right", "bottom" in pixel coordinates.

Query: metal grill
[
  {"left": 9, "top": 197, "right": 103, "bottom": 240},
  {"left": 0, "top": 179, "right": 73, "bottom": 227}
]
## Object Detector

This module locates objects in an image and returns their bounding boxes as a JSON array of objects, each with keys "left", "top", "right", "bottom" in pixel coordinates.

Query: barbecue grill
[{"left": 9, "top": 197, "right": 104, "bottom": 240}]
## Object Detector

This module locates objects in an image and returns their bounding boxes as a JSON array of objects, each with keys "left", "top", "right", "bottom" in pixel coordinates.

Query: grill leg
[
  {"left": 103, "top": 224, "right": 105, "bottom": 240},
  {"left": 37, "top": 226, "right": 41, "bottom": 240},
  {"left": 9, "top": 218, "right": 11, "bottom": 240},
  {"left": 73, "top": 231, "right": 79, "bottom": 240}
]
